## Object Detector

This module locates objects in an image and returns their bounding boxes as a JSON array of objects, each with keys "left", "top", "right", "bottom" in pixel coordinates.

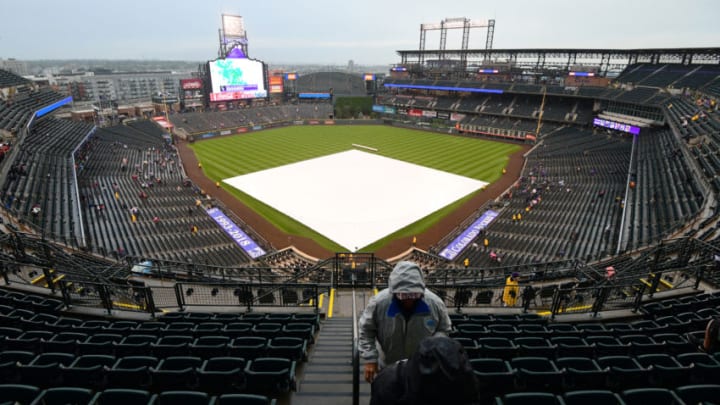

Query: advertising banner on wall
[
  {"left": 206, "top": 208, "right": 266, "bottom": 259},
  {"left": 372, "top": 105, "right": 397, "bottom": 114},
  {"left": 450, "top": 113, "right": 466, "bottom": 122},
  {"left": 181, "top": 79, "right": 203, "bottom": 90},
  {"left": 439, "top": 210, "right": 498, "bottom": 260}
]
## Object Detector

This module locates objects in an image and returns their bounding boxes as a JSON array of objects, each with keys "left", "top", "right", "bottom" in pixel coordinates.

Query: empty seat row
[
  {"left": 494, "top": 385, "right": 720, "bottom": 405},
  {"left": 0, "top": 334, "right": 308, "bottom": 360},
  {"left": 0, "top": 384, "right": 277, "bottom": 405},
  {"left": 640, "top": 293, "right": 720, "bottom": 318},
  {"left": 449, "top": 312, "right": 546, "bottom": 325},
  {"left": 0, "top": 287, "right": 321, "bottom": 330},
  {"left": 0, "top": 314, "right": 316, "bottom": 341},
  {"left": 473, "top": 354, "right": 720, "bottom": 400},
  {"left": 453, "top": 332, "right": 698, "bottom": 359},
  {"left": 453, "top": 316, "right": 716, "bottom": 338},
  {"left": 157, "top": 311, "right": 320, "bottom": 327},
  {"left": 0, "top": 290, "right": 64, "bottom": 313},
  {"left": 0, "top": 353, "right": 296, "bottom": 395}
]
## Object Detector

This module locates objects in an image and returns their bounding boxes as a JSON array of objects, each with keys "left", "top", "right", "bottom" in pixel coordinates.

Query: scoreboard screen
[{"left": 208, "top": 58, "right": 267, "bottom": 101}]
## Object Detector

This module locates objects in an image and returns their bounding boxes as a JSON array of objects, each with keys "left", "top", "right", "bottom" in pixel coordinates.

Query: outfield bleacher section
[{"left": 170, "top": 104, "right": 334, "bottom": 135}]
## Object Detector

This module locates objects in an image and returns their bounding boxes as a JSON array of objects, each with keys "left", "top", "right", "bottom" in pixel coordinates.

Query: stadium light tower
[
  {"left": 218, "top": 14, "right": 249, "bottom": 58},
  {"left": 419, "top": 17, "right": 495, "bottom": 66}
]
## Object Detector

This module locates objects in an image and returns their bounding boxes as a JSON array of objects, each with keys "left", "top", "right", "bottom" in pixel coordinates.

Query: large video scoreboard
[{"left": 208, "top": 57, "right": 268, "bottom": 101}]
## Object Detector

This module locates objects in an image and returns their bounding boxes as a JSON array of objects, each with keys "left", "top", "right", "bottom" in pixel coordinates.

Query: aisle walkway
[{"left": 291, "top": 317, "right": 370, "bottom": 405}]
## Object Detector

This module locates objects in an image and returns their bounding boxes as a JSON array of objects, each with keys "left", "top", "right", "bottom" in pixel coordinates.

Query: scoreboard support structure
[{"left": 419, "top": 17, "right": 495, "bottom": 66}]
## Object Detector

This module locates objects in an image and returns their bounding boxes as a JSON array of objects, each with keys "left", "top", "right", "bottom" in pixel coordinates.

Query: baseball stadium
[{"left": 0, "top": 11, "right": 719, "bottom": 405}]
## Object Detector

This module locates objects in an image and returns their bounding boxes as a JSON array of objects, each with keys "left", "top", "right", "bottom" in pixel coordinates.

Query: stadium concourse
[{"left": 176, "top": 136, "right": 529, "bottom": 260}]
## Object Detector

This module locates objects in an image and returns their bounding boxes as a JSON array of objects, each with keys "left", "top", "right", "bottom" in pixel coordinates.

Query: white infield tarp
[{"left": 223, "top": 149, "right": 487, "bottom": 251}]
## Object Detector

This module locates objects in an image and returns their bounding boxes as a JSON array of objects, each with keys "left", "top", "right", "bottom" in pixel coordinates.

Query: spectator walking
[{"left": 359, "top": 261, "right": 451, "bottom": 384}]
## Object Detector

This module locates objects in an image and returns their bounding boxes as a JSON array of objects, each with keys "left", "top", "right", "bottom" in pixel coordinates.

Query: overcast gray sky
[{"left": 2, "top": 0, "right": 719, "bottom": 64}]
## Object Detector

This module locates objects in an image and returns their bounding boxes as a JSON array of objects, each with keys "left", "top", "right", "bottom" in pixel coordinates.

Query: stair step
[
  {"left": 299, "top": 380, "right": 357, "bottom": 393},
  {"left": 291, "top": 317, "right": 359, "bottom": 404},
  {"left": 312, "top": 354, "right": 351, "bottom": 359},
  {"left": 303, "top": 364, "right": 354, "bottom": 373},
  {"left": 303, "top": 373, "right": 355, "bottom": 382}
]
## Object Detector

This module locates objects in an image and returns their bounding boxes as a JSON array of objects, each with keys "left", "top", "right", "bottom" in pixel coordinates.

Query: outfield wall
[
  {"left": 185, "top": 117, "right": 467, "bottom": 142},
  {"left": 188, "top": 119, "right": 386, "bottom": 141}
]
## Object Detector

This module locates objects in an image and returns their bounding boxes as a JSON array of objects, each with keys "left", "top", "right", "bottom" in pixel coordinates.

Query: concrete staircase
[{"left": 290, "top": 316, "right": 370, "bottom": 405}]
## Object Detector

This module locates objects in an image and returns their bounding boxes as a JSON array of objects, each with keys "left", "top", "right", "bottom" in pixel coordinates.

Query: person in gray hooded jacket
[{"left": 359, "top": 261, "right": 452, "bottom": 383}]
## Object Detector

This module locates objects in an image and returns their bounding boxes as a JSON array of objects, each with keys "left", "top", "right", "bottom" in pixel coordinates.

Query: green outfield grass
[{"left": 190, "top": 125, "right": 520, "bottom": 252}]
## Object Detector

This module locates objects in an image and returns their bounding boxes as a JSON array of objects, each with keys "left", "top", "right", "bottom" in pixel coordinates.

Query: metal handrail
[{"left": 352, "top": 288, "right": 360, "bottom": 405}]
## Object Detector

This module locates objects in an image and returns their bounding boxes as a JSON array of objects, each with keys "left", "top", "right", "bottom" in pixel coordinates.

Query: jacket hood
[
  {"left": 412, "top": 336, "right": 472, "bottom": 379},
  {"left": 402, "top": 336, "right": 479, "bottom": 404},
  {"left": 389, "top": 261, "right": 425, "bottom": 294}
]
